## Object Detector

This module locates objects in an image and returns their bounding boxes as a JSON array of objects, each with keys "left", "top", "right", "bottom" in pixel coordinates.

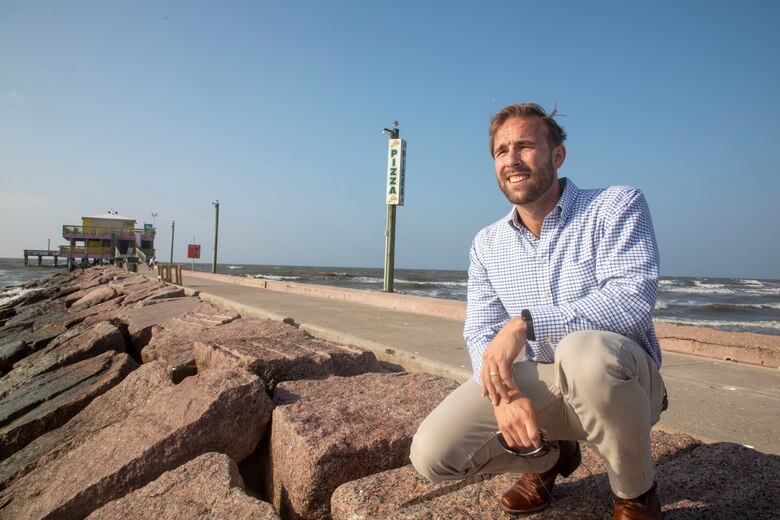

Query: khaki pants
[{"left": 410, "top": 330, "right": 666, "bottom": 499}]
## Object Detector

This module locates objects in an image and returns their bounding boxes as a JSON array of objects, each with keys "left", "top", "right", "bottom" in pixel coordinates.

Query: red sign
[{"left": 187, "top": 244, "right": 201, "bottom": 259}]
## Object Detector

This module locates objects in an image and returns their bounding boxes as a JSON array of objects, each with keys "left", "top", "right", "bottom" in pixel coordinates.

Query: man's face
[{"left": 492, "top": 116, "right": 564, "bottom": 207}]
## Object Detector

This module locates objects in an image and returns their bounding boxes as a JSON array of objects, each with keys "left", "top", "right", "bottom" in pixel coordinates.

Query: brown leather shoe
[
  {"left": 614, "top": 482, "right": 661, "bottom": 519},
  {"left": 499, "top": 440, "right": 581, "bottom": 514}
]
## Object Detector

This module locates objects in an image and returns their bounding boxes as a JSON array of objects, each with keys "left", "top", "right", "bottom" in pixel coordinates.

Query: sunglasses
[{"left": 496, "top": 431, "right": 553, "bottom": 458}]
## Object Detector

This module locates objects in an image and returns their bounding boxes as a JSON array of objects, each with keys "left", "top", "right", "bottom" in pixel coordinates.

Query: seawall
[{"left": 184, "top": 270, "right": 780, "bottom": 369}]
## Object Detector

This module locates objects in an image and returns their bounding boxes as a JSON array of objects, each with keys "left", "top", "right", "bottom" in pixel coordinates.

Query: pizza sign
[{"left": 386, "top": 138, "right": 406, "bottom": 206}]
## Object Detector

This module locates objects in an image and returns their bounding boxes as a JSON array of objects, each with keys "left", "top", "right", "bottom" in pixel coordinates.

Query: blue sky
[{"left": 1, "top": 0, "right": 778, "bottom": 279}]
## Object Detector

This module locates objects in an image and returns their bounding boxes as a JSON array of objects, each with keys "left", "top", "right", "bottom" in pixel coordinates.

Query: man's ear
[{"left": 553, "top": 144, "right": 566, "bottom": 169}]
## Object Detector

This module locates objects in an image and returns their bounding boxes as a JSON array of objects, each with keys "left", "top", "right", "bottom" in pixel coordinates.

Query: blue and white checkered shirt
[{"left": 464, "top": 178, "right": 662, "bottom": 383}]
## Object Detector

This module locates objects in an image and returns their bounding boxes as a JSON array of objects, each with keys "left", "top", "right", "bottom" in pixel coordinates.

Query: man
[{"left": 410, "top": 103, "right": 666, "bottom": 519}]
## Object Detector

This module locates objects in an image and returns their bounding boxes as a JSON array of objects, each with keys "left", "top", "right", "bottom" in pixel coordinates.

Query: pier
[{"left": 23, "top": 249, "right": 62, "bottom": 267}]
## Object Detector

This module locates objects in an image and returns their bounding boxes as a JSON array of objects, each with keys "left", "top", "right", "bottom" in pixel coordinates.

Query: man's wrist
[
  {"left": 504, "top": 316, "right": 528, "bottom": 342},
  {"left": 521, "top": 309, "right": 536, "bottom": 341}
]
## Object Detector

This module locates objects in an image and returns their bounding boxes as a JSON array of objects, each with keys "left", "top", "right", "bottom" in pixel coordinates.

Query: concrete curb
[
  {"left": 297, "top": 322, "right": 472, "bottom": 383},
  {"left": 182, "top": 285, "right": 472, "bottom": 382},
  {"left": 184, "top": 270, "right": 467, "bottom": 320}
]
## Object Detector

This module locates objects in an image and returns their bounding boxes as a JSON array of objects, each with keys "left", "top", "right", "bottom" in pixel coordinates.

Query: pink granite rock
[
  {"left": 66, "top": 298, "right": 125, "bottom": 329},
  {"left": 331, "top": 430, "right": 780, "bottom": 519},
  {"left": 195, "top": 318, "right": 380, "bottom": 392},
  {"left": 0, "top": 351, "right": 137, "bottom": 461},
  {"left": 0, "top": 341, "right": 28, "bottom": 375},
  {"left": 0, "top": 301, "right": 68, "bottom": 357},
  {"left": 140, "top": 304, "right": 240, "bottom": 382},
  {"left": 119, "top": 296, "right": 202, "bottom": 351},
  {"left": 658, "top": 441, "right": 780, "bottom": 518},
  {"left": 85, "top": 453, "right": 280, "bottom": 520},
  {"left": 107, "top": 276, "right": 154, "bottom": 295},
  {"left": 269, "top": 372, "right": 459, "bottom": 520},
  {"left": 61, "top": 274, "right": 108, "bottom": 306},
  {"left": 0, "top": 368, "right": 271, "bottom": 520},
  {"left": 3, "top": 300, "right": 64, "bottom": 330},
  {"left": 0, "top": 361, "right": 173, "bottom": 489},
  {"left": 120, "top": 283, "right": 186, "bottom": 306},
  {"left": 70, "top": 286, "right": 118, "bottom": 312},
  {"left": 0, "top": 321, "right": 126, "bottom": 396}
]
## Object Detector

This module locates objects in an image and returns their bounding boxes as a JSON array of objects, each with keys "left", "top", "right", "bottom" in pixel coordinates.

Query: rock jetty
[{"left": 0, "top": 266, "right": 777, "bottom": 519}]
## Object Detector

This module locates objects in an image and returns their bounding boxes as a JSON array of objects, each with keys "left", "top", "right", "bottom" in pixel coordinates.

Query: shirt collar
[
  {"left": 504, "top": 177, "right": 579, "bottom": 229},
  {"left": 557, "top": 177, "right": 578, "bottom": 223}
]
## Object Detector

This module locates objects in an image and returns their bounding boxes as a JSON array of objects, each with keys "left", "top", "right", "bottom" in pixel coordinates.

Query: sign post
[
  {"left": 212, "top": 200, "right": 220, "bottom": 274},
  {"left": 170, "top": 220, "right": 175, "bottom": 266},
  {"left": 187, "top": 243, "right": 201, "bottom": 271},
  {"left": 382, "top": 122, "right": 405, "bottom": 292}
]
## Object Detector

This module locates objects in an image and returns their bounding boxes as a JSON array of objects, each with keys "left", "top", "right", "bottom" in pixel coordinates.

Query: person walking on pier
[{"left": 411, "top": 102, "right": 666, "bottom": 519}]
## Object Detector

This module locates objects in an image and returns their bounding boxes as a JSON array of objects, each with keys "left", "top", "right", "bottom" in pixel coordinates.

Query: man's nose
[{"left": 505, "top": 147, "right": 523, "bottom": 168}]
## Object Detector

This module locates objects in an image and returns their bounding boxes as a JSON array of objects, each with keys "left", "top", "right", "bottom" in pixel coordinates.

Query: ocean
[{"left": 2, "top": 258, "right": 778, "bottom": 337}]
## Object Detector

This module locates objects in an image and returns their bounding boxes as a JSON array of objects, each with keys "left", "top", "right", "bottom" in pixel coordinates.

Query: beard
[{"left": 498, "top": 157, "right": 557, "bottom": 206}]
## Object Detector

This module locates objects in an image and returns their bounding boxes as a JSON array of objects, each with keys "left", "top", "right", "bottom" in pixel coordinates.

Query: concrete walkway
[{"left": 153, "top": 269, "right": 780, "bottom": 455}]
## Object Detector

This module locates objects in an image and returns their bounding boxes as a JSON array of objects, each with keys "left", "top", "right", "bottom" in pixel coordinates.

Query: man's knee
[
  {"left": 556, "top": 330, "right": 620, "bottom": 385},
  {"left": 409, "top": 419, "right": 452, "bottom": 483}
]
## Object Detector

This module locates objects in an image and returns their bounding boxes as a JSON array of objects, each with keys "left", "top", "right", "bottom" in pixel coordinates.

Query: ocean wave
[
  {"left": 253, "top": 274, "right": 302, "bottom": 281},
  {"left": 744, "top": 287, "right": 780, "bottom": 296},
  {"left": 317, "top": 272, "right": 351, "bottom": 278},
  {"left": 654, "top": 301, "right": 668, "bottom": 310},
  {"left": 658, "top": 285, "right": 735, "bottom": 295},
  {"left": 730, "top": 302, "right": 780, "bottom": 311},
  {"left": 396, "top": 279, "right": 468, "bottom": 287},
  {"left": 351, "top": 276, "right": 384, "bottom": 284},
  {"left": 0, "top": 287, "right": 35, "bottom": 307},
  {"left": 655, "top": 317, "right": 780, "bottom": 331},
  {"left": 227, "top": 266, "right": 243, "bottom": 270},
  {"left": 739, "top": 279, "right": 765, "bottom": 287}
]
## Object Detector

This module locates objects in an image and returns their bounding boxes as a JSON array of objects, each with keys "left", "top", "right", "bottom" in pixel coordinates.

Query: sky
[{"left": 1, "top": 0, "right": 779, "bottom": 279}]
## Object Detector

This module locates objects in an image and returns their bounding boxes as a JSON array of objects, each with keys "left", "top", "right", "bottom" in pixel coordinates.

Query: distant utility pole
[
  {"left": 212, "top": 200, "right": 220, "bottom": 274},
  {"left": 381, "top": 121, "right": 406, "bottom": 293},
  {"left": 170, "top": 220, "right": 175, "bottom": 266}
]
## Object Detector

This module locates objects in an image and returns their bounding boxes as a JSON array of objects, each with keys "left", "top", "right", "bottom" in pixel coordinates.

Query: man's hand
[
  {"left": 481, "top": 317, "right": 527, "bottom": 404},
  {"left": 494, "top": 390, "right": 544, "bottom": 450}
]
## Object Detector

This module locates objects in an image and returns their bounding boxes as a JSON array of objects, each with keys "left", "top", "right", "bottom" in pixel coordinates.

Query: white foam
[
  {"left": 0, "top": 287, "right": 33, "bottom": 307},
  {"left": 731, "top": 302, "right": 780, "bottom": 310},
  {"left": 253, "top": 274, "right": 302, "bottom": 281},
  {"left": 744, "top": 287, "right": 780, "bottom": 296},
  {"left": 658, "top": 285, "right": 735, "bottom": 295},
  {"left": 395, "top": 279, "right": 468, "bottom": 287},
  {"left": 351, "top": 276, "right": 384, "bottom": 284}
]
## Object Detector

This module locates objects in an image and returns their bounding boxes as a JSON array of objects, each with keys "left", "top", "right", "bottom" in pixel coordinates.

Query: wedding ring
[{"left": 489, "top": 371, "right": 499, "bottom": 376}]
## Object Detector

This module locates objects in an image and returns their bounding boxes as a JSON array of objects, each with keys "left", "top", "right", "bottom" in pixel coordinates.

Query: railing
[
  {"left": 62, "top": 225, "right": 156, "bottom": 238},
  {"left": 58, "top": 245, "right": 156, "bottom": 258},
  {"left": 157, "top": 264, "right": 183, "bottom": 285},
  {"left": 59, "top": 245, "right": 114, "bottom": 255},
  {"left": 24, "top": 249, "right": 61, "bottom": 256}
]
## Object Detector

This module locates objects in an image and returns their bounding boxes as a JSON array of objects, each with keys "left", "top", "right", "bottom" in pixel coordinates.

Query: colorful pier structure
[{"left": 57, "top": 213, "right": 156, "bottom": 271}]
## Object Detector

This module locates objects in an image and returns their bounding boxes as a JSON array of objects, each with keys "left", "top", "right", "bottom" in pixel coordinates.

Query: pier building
[{"left": 59, "top": 213, "right": 155, "bottom": 270}]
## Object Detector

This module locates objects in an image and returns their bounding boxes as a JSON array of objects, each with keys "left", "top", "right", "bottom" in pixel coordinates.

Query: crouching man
[{"left": 411, "top": 103, "right": 666, "bottom": 519}]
